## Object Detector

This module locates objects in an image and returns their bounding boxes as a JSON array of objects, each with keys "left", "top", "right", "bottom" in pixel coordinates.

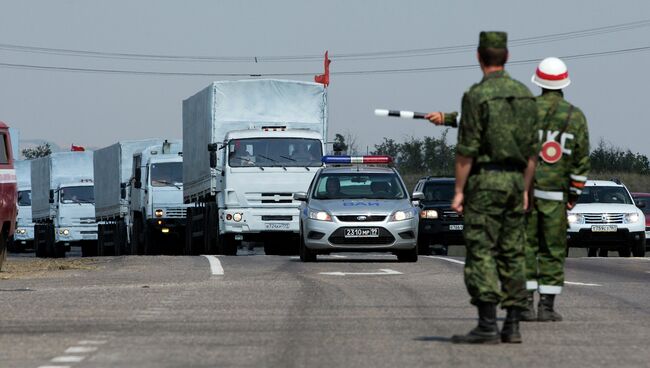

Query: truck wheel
[
  {"left": 143, "top": 226, "right": 158, "bottom": 255},
  {"left": 263, "top": 243, "right": 279, "bottom": 256},
  {"left": 632, "top": 240, "right": 646, "bottom": 257},
  {"left": 35, "top": 226, "right": 47, "bottom": 258},
  {"left": 133, "top": 217, "right": 144, "bottom": 255},
  {"left": 618, "top": 248, "right": 631, "bottom": 257},
  {"left": 598, "top": 248, "right": 608, "bottom": 257},
  {"left": 587, "top": 247, "right": 598, "bottom": 257},
  {"left": 81, "top": 241, "right": 95, "bottom": 257},
  {"left": 397, "top": 247, "right": 418, "bottom": 262},
  {"left": 299, "top": 233, "right": 316, "bottom": 262},
  {"left": 218, "top": 234, "right": 238, "bottom": 256},
  {"left": 0, "top": 234, "right": 7, "bottom": 271},
  {"left": 184, "top": 207, "right": 194, "bottom": 255},
  {"left": 417, "top": 235, "right": 431, "bottom": 255}
]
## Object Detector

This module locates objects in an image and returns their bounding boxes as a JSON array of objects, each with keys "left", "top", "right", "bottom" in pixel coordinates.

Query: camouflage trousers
[
  {"left": 462, "top": 172, "right": 528, "bottom": 309},
  {"left": 525, "top": 196, "right": 567, "bottom": 294}
]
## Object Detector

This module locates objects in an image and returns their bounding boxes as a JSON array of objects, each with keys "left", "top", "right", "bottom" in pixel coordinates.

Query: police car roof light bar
[{"left": 321, "top": 155, "right": 393, "bottom": 165}]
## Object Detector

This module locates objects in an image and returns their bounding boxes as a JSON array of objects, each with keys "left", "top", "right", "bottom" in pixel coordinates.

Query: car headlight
[
  {"left": 567, "top": 213, "right": 584, "bottom": 224},
  {"left": 420, "top": 210, "right": 439, "bottom": 219},
  {"left": 308, "top": 210, "right": 332, "bottom": 221},
  {"left": 624, "top": 213, "right": 640, "bottom": 224},
  {"left": 154, "top": 209, "right": 164, "bottom": 217},
  {"left": 392, "top": 209, "right": 415, "bottom": 222}
]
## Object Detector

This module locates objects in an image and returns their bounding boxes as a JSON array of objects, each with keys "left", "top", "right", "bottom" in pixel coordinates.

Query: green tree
[
  {"left": 333, "top": 133, "right": 348, "bottom": 154},
  {"left": 372, "top": 138, "right": 400, "bottom": 161},
  {"left": 590, "top": 139, "right": 650, "bottom": 174},
  {"left": 22, "top": 143, "right": 52, "bottom": 159}
]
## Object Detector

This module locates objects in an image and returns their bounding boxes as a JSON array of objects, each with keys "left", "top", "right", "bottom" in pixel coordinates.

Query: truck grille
[
  {"left": 336, "top": 215, "right": 386, "bottom": 222},
  {"left": 245, "top": 192, "right": 295, "bottom": 206},
  {"left": 583, "top": 213, "right": 624, "bottom": 224},
  {"left": 164, "top": 207, "right": 187, "bottom": 219},
  {"left": 80, "top": 230, "right": 97, "bottom": 235},
  {"left": 261, "top": 215, "right": 293, "bottom": 221}
]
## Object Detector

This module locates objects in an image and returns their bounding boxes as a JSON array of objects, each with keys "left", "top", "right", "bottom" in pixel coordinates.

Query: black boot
[
  {"left": 520, "top": 292, "right": 536, "bottom": 322},
  {"left": 538, "top": 294, "right": 562, "bottom": 322},
  {"left": 451, "top": 302, "right": 500, "bottom": 344},
  {"left": 501, "top": 308, "right": 522, "bottom": 343}
]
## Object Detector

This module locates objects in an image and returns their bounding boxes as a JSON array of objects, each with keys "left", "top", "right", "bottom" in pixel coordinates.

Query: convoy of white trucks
[
  {"left": 32, "top": 152, "right": 98, "bottom": 257},
  {"left": 182, "top": 79, "right": 327, "bottom": 255}
]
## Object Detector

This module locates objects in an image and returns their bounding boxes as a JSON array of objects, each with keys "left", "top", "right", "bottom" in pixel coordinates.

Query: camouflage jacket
[
  {"left": 456, "top": 70, "right": 538, "bottom": 169},
  {"left": 533, "top": 90, "right": 590, "bottom": 198}
]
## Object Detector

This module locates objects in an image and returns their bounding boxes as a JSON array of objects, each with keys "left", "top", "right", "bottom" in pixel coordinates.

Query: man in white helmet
[{"left": 522, "top": 57, "right": 590, "bottom": 322}]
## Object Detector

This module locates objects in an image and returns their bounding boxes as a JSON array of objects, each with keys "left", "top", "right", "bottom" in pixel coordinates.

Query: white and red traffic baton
[{"left": 374, "top": 109, "right": 427, "bottom": 120}]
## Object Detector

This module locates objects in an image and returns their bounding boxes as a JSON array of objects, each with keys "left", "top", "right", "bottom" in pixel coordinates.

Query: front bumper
[
  {"left": 221, "top": 207, "right": 300, "bottom": 234},
  {"left": 147, "top": 218, "right": 186, "bottom": 235},
  {"left": 14, "top": 226, "right": 34, "bottom": 243},
  {"left": 303, "top": 217, "right": 418, "bottom": 251},
  {"left": 567, "top": 227, "right": 645, "bottom": 249},
  {"left": 55, "top": 225, "right": 98, "bottom": 243},
  {"left": 418, "top": 219, "right": 464, "bottom": 245}
]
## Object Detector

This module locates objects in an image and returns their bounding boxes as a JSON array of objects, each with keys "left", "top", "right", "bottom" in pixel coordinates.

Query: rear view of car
[
  {"left": 631, "top": 192, "right": 650, "bottom": 248},
  {"left": 295, "top": 156, "right": 419, "bottom": 262}
]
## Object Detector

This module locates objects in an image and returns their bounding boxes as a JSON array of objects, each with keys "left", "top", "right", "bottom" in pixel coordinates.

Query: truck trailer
[
  {"left": 32, "top": 152, "right": 97, "bottom": 257},
  {"left": 94, "top": 139, "right": 160, "bottom": 256},
  {"left": 12, "top": 160, "right": 34, "bottom": 251},
  {"left": 130, "top": 140, "right": 188, "bottom": 255},
  {"left": 182, "top": 79, "right": 327, "bottom": 255}
]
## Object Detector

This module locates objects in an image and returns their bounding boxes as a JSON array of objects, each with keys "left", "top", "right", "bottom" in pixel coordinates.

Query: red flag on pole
[
  {"left": 314, "top": 51, "right": 331, "bottom": 86},
  {"left": 71, "top": 144, "right": 85, "bottom": 152}
]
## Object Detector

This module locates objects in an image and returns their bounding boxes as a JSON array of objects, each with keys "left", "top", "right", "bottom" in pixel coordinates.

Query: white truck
[
  {"left": 94, "top": 139, "right": 160, "bottom": 256},
  {"left": 130, "top": 140, "right": 189, "bottom": 255},
  {"left": 182, "top": 79, "right": 327, "bottom": 255},
  {"left": 31, "top": 152, "right": 97, "bottom": 257},
  {"left": 11, "top": 160, "right": 33, "bottom": 252}
]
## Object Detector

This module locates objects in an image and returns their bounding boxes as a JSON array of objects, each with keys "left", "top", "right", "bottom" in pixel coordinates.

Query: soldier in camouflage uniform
[
  {"left": 521, "top": 57, "right": 590, "bottom": 322},
  {"left": 427, "top": 32, "right": 538, "bottom": 344}
]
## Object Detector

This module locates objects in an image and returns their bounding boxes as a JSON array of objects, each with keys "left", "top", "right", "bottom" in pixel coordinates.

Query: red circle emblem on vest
[{"left": 540, "top": 141, "right": 562, "bottom": 163}]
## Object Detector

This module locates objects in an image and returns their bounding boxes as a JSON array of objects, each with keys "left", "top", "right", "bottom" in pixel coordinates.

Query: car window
[
  {"left": 18, "top": 190, "right": 31, "bottom": 206},
  {"left": 577, "top": 186, "right": 633, "bottom": 205},
  {"left": 422, "top": 182, "right": 455, "bottom": 203},
  {"left": 313, "top": 173, "right": 407, "bottom": 200}
]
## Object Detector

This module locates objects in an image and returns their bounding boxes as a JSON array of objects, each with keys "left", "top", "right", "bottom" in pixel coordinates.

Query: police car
[{"left": 294, "top": 156, "right": 421, "bottom": 262}]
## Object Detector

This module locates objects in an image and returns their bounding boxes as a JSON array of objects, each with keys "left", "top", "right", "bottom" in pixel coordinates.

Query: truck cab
[
  {"left": 13, "top": 160, "right": 33, "bottom": 252},
  {"left": 130, "top": 140, "right": 188, "bottom": 255},
  {"left": 55, "top": 180, "right": 97, "bottom": 246}
]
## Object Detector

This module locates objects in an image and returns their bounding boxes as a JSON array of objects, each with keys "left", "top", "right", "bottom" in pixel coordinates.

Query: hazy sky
[{"left": 1, "top": 0, "right": 649, "bottom": 156}]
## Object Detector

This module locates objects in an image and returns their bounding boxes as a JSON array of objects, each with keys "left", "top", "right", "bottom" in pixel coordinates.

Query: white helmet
[{"left": 532, "top": 57, "right": 571, "bottom": 90}]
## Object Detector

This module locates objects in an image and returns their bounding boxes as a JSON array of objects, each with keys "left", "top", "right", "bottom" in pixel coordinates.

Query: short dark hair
[{"left": 478, "top": 47, "right": 508, "bottom": 66}]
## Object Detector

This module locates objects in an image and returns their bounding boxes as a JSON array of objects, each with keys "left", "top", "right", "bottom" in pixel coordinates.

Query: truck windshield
[
  {"left": 60, "top": 186, "right": 94, "bottom": 204},
  {"left": 577, "top": 186, "right": 634, "bottom": 205},
  {"left": 313, "top": 173, "right": 407, "bottom": 200},
  {"left": 0, "top": 134, "right": 8, "bottom": 164},
  {"left": 150, "top": 162, "right": 183, "bottom": 187},
  {"left": 422, "top": 182, "right": 454, "bottom": 203},
  {"left": 228, "top": 138, "right": 322, "bottom": 168},
  {"left": 18, "top": 190, "right": 31, "bottom": 206}
]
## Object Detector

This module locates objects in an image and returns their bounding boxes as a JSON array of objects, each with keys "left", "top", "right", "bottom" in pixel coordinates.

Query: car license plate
[
  {"left": 449, "top": 224, "right": 464, "bottom": 231},
  {"left": 265, "top": 223, "right": 290, "bottom": 230},
  {"left": 344, "top": 228, "right": 379, "bottom": 238},
  {"left": 591, "top": 225, "right": 617, "bottom": 232}
]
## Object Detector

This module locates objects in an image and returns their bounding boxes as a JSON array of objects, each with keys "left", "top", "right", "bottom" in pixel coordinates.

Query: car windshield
[
  {"left": 60, "top": 186, "right": 94, "bottom": 204},
  {"left": 18, "top": 190, "right": 31, "bottom": 206},
  {"left": 577, "top": 186, "right": 633, "bottom": 205},
  {"left": 228, "top": 138, "right": 322, "bottom": 168},
  {"left": 313, "top": 173, "right": 407, "bottom": 200},
  {"left": 422, "top": 182, "right": 454, "bottom": 203},
  {"left": 634, "top": 197, "right": 650, "bottom": 214},
  {"left": 150, "top": 162, "right": 183, "bottom": 187}
]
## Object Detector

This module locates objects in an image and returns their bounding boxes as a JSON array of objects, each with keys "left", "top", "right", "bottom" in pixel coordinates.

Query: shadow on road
[{"left": 414, "top": 336, "right": 452, "bottom": 343}]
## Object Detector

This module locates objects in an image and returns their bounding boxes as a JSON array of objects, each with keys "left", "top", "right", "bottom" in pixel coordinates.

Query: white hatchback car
[{"left": 567, "top": 180, "right": 646, "bottom": 257}]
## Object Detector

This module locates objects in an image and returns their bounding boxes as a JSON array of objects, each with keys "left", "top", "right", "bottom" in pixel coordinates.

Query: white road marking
[
  {"left": 330, "top": 254, "right": 347, "bottom": 258},
  {"left": 77, "top": 340, "right": 107, "bottom": 345},
  {"left": 64, "top": 346, "right": 97, "bottom": 354},
  {"left": 38, "top": 366, "right": 71, "bottom": 368},
  {"left": 50, "top": 356, "right": 85, "bottom": 363},
  {"left": 320, "top": 268, "right": 402, "bottom": 276},
  {"left": 424, "top": 256, "right": 466, "bottom": 265},
  {"left": 202, "top": 255, "right": 224, "bottom": 276},
  {"left": 565, "top": 281, "right": 602, "bottom": 287}
]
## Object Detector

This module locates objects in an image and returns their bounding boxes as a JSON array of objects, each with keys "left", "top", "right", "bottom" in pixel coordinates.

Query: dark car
[
  {"left": 413, "top": 177, "right": 464, "bottom": 255},
  {"left": 631, "top": 192, "right": 650, "bottom": 247}
]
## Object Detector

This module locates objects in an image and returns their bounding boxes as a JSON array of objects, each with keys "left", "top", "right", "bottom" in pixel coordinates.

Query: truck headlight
[
  {"left": 308, "top": 210, "right": 332, "bottom": 222},
  {"left": 420, "top": 210, "right": 439, "bottom": 219},
  {"left": 155, "top": 209, "right": 164, "bottom": 217},
  {"left": 232, "top": 213, "right": 243, "bottom": 222},
  {"left": 624, "top": 213, "right": 640, "bottom": 224},
  {"left": 392, "top": 209, "right": 415, "bottom": 222},
  {"left": 567, "top": 213, "right": 584, "bottom": 224},
  {"left": 58, "top": 228, "right": 70, "bottom": 236}
]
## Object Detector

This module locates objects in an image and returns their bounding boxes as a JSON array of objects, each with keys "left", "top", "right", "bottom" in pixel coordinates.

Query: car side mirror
[
  {"left": 120, "top": 183, "right": 127, "bottom": 199},
  {"left": 293, "top": 192, "right": 308, "bottom": 201},
  {"left": 636, "top": 200, "right": 646, "bottom": 209},
  {"left": 49, "top": 190, "right": 54, "bottom": 204},
  {"left": 412, "top": 191, "right": 425, "bottom": 201},
  {"left": 209, "top": 151, "right": 217, "bottom": 169}
]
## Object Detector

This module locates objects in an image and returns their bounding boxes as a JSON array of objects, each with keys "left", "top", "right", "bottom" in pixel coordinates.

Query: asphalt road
[{"left": 1, "top": 247, "right": 649, "bottom": 368}]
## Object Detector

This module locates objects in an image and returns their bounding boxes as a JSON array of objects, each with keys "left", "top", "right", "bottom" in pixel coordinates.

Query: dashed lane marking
[
  {"left": 77, "top": 340, "right": 107, "bottom": 345},
  {"left": 50, "top": 356, "right": 85, "bottom": 363},
  {"left": 424, "top": 256, "right": 466, "bottom": 265},
  {"left": 38, "top": 366, "right": 71, "bottom": 368},
  {"left": 202, "top": 255, "right": 224, "bottom": 276},
  {"left": 565, "top": 281, "right": 602, "bottom": 287},
  {"left": 64, "top": 347, "right": 98, "bottom": 354},
  {"left": 319, "top": 268, "right": 403, "bottom": 276}
]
